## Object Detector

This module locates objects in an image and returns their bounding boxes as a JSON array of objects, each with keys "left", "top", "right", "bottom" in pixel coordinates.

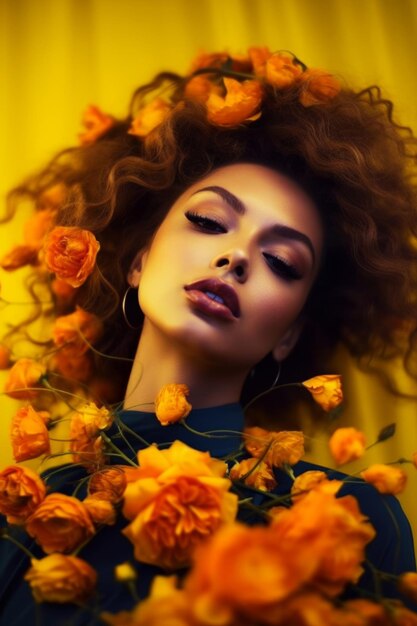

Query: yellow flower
[
  {"left": 25, "top": 554, "right": 97, "bottom": 603},
  {"left": 70, "top": 402, "right": 113, "bottom": 469},
  {"left": 302, "top": 374, "right": 343, "bottom": 411},
  {"left": 129, "top": 98, "right": 171, "bottom": 137},
  {"left": 206, "top": 78, "right": 263, "bottom": 127},
  {"left": 290, "top": 470, "right": 329, "bottom": 502},
  {"left": 114, "top": 562, "right": 137, "bottom": 583},
  {"left": 154, "top": 383, "right": 192, "bottom": 425},
  {"left": 83, "top": 494, "right": 116, "bottom": 525},
  {"left": 10, "top": 405, "right": 51, "bottom": 462},
  {"left": 43, "top": 225, "right": 100, "bottom": 288},
  {"left": 360, "top": 464, "right": 408, "bottom": 495},
  {"left": 328, "top": 427, "right": 366, "bottom": 466}
]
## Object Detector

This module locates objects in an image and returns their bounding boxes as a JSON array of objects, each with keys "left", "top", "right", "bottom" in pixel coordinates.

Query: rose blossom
[
  {"left": 302, "top": 374, "right": 343, "bottom": 411},
  {"left": 329, "top": 427, "right": 366, "bottom": 466},
  {"left": 206, "top": 78, "right": 263, "bottom": 127},
  {"left": 10, "top": 405, "right": 51, "bottom": 462},
  {"left": 154, "top": 383, "right": 192, "bottom": 425},
  {"left": 361, "top": 464, "right": 408, "bottom": 495},
  {"left": 24, "top": 554, "right": 97, "bottom": 603},
  {"left": 0, "top": 465, "right": 46, "bottom": 524},
  {"left": 230, "top": 457, "right": 277, "bottom": 491},
  {"left": 43, "top": 225, "right": 100, "bottom": 288},
  {"left": 244, "top": 426, "right": 305, "bottom": 468},
  {"left": 4, "top": 358, "right": 46, "bottom": 400}
]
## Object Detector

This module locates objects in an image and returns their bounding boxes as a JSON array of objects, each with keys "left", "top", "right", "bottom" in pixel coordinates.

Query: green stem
[
  {"left": 1, "top": 533, "right": 36, "bottom": 560},
  {"left": 100, "top": 432, "right": 138, "bottom": 467}
]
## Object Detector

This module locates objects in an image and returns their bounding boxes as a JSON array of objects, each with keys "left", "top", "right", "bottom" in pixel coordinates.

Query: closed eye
[
  {"left": 263, "top": 252, "right": 302, "bottom": 281},
  {"left": 185, "top": 211, "right": 227, "bottom": 234}
]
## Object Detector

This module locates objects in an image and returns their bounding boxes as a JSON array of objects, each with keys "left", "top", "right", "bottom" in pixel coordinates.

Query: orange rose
[
  {"left": 129, "top": 98, "right": 171, "bottom": 137},
  {"left": 329, "top": 427, "right": 366, "bottom": 466},
  {"left": 290, "top": 470, "right": 329, "bottom": 501},
  {"left": 43, "top": 225, "right": 100, "bottom": 288},
  {"left": 185, "top": 522, "right": 312, "bottom": 624},
  {"left": 265, "top": 53, "right": 303, "bottom": 88},
  {"left": 154, "top": 383, "right": 192, "bottom": 425},
  {"left": 122, "top": 441, "right": 238, "bottom": 569},
  {"left": 244, "top": 426, "right": 305, "bottom": 468},
  {"left": 26, "top": 493, "right": 95, "bottom": 553},
  {"left": 11, "top": 405, "right": 51, "bottom": 462},
  {"left": 361, "top": 464, "right": 408, "bottom": 495},
  {"left": 24, "top": 554, "right": 97, "bottom": 603},
  {"left": 83, "top": 494, "right": 116, "bottom": 525},
  {"left": 54, "top": 350, "right": 94, "bottom": 383},
  {"left": 230, "top": 457, "right": 277, "bottom": 491},
  {"left": 88, "top": 467, "right": 127, "bottom": 503},
  {"left": 271, "top": 488, "right": 376, "bottom": 596},
  {"left": 206, "top": 78, "right": 263, "bottom": 127},
  {"left": 248, "top": 46, "right": 273, "bottom": 77},
  {"left": 4, "top": 358, "right": 46, "bottom": 400},
  {"left": 70, "top": 402, "right": 113, "bottom": 469},
  {"left": 0, "top": 244, "right": 39, "bottom": 270},
  {"left": 78, "top": 104, "right": 115, "bottom": 145},
  {"left": 302, "top": 374, "right": 343, "bottom": 411},
  {"left": 0, "top": 465, "right": 46, "bottom": 524},
  {"left": 23, "top": 209, "right": 55, "bottom": 248},
  {"left": 0, "top": 344, "right": 11, "bottom": 369},
  {"left": 299, "top": 69, "right": 341, "bottom": 107},
  {"left": 52, "top": 307, "right": 103, "bottom": 356}
]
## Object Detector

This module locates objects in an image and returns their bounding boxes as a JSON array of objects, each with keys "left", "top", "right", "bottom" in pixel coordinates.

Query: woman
[{"left": 1, "top": 48, "right": 417, "bottom": 624}]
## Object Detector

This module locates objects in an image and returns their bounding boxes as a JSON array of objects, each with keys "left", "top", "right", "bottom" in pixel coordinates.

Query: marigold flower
[
  {"left": 206, "top": 78, "right": 263, "bottom": 127},
  {"left": 302, "top": 374, "right": 343, "bottom": 411},
  {"left": 24, "top": 554, "right": 97, "bottom": 603},
  {"left": 26, "top": 493, "right": 95, "bottom": 553},
  {"left": 78, "top": 104, "right": 115, "bottom": 145},
  {"left": 265, "top": 52, "right": 304, "bottom": 88},
  {"left": 154, "top": 383, "right": 192, "bottom": 425},
  {"left": 299, "top": 69, "right": 341, "bottom": 107},
  {"left": 270, "top": 488, "right": 376, "bottom": 596},
  {"left": 4, "top": 358, "right": 46, "bottom": 400},
  {"left": 83, "top": 494, "right": 116, "bottom": 525},
  {"left": 0, "top": 344, "right": 11, "bottom": 369},
  {"left": 43, "top": 225, "right": 100, "bottom": 288},
  {"left": 23, "top": 209, "right": 55, "bottom": 248},
  {"left": 244, "top": 426, "right": 305, "bottom": 468},
  {"left": 0, "top": 465, "right": 46, "bottom": 524},
  {"left": 0, "top": 245, "right": 39, "bottom": 270},
  {"left": 329, "top": 427, "right": 366, "bottom": 466},
  {"left": 129, "top": 98, "right": 171, "bottom": 137},
  {"left": 89, "top": 467, "right": 127, "bottom": 503},
  {"left": 290, "top": 470, "right": 329, "bottom": 501},
  {"left": 230, "top": 457, "right": 277, "bottom": 491},
  {"left": 122, "top": 441, "right": 238, "bottom": 569},
  {"left": 10, "top": 405, "right": 51, "bottom": 462},
  {"left": 52, "top": 307, "right": 103, "bottom": 356},
  {"left": 70, "top": 402, "right": 113, "bottom": 469},
  {"left": 361, "top": 464, "right": 408, "bottom": 495}
]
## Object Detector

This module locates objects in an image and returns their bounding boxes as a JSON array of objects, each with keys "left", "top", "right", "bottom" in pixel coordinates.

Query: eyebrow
[{"left": 192, "top": 184, "right": 316, "bottom": 265}]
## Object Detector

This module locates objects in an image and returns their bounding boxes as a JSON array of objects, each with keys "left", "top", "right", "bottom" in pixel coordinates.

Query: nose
[{"left": 211, "top": 249, "right": 249, "bottom": 283}]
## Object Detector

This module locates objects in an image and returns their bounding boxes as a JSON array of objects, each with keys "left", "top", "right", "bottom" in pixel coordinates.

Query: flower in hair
[
  {"left": 43, "top": 226, "right": 100, "bottom": 288},
  {"left": 129, "top": 98, "right": 171, "bottom": 137},
  {"left": 299, "top": 69, "right": 341, "bottom": 107},
  {"left": 154, "top": 383, "right": 192, "bottom": 425},
  {"left": 302, "top": 374, "right": 343, "bottom": 411},
  {"left": 52, "top": 307, "right": 103, "bottom": 357},
  {"left": 78, "top": 105, "right": 115, "bottom": 145},
  {"left": 206, "top": 78, "right": 263, "bottom": 127}
]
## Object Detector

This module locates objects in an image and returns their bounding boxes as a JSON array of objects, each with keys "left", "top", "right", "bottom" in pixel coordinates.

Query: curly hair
[{"left": 3, "top": 60, "right": 417, "bottom": 403}]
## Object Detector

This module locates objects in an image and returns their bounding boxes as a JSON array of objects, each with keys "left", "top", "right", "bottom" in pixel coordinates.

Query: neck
[{"left": 123, "top": 320, "right": 248, "bottom": 412}]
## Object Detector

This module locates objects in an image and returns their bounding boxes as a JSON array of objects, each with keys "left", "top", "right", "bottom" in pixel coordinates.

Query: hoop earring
[{"left": 122, "top": 286, "right": 142, "bottom": 330}]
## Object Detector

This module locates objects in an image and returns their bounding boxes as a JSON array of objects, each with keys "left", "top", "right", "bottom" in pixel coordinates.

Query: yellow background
[{"left": 1, "top": 0, "right": 416, "bottom": 534}]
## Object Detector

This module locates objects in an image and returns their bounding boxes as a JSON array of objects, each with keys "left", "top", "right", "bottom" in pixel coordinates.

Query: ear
[
  {"left": 127, "top": 249, "right": 148, "bottom": 288},
  {"left": 272, "top": 319, "right": 304, "bottom": 362}
]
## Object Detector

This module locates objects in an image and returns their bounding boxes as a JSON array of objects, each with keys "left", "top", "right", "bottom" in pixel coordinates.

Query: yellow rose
[
  {"left": 328, "top": 427, "right": 366, "bottom": 466},
  {"left": 302, "top": 374, "right": 343, "bottom": 411},
  {"left": 361, "top": 464, "right": 408, "bottom": 495},
  {"left": 83, "top": 494, "right": 116, "bottom": 525},
  {"left": 25, "top": 554, "right": 97, "bottom": 603},
  {"left": 154, "top": 383, "right": 192, "bottom": 425},
  {"left": 43, "top": 225, "right": 100, "bottom": 288},
  {"left": 70, "top": 402, "right": 113, "bottom": 469},
  {"left": 0, "top": 465, "right": 46, "bottom": 525}
]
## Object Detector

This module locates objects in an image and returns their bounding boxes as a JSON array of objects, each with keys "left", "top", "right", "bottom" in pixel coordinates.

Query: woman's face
[{"left": 134, "top": 163, "right": 323, "bottom": 370}]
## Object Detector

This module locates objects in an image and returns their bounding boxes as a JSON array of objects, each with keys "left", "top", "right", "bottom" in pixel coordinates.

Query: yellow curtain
[{"left": 1, "top": 0, "right": 416, "bottom": 533}]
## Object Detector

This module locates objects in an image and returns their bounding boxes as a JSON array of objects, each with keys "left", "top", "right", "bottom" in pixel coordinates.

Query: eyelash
[{"left": 185, "top": 211, "right": 302, "bottom": 281}]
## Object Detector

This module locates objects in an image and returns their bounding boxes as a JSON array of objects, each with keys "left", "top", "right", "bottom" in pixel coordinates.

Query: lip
[{"left": 184, "top": 278, "right": 241, "bottom": 320}]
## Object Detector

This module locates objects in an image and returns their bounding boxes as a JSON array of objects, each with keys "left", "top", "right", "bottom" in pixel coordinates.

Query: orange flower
[
  {"left": 83, "top": 494, "right": 116, "bottom": 525},
  {"left": 265, "top": 52, "right": 303, "bottom": 88},
  {"left": 361, "top": 464, "right": 408, "bottom": 495},
  {"left": 88, "top": 467, "right": 127, "bottom": 503},
  {"left": 129, "top": 98, "right": 171, "bottom": 137},
  {"left": 184, "top": 75, "right": 221, "bottom": 103},
  {"left": 270, "top": 591, "right": 344, "bottom": 626},
  {"left": 302, "top": 374, "right": 343, "bottom": 411},
  {"left": 70, "top": 402, "right": 113, "bottom": 469},
  {"left": 248, "top": 46, "right": 273, "bottom": 77},
  {"left": 0, "top": 344, "right": 11, "bottom": 369},
  {"left": 43, "top": 225, "right": 100, "bottom": 288},
  {"left": 52, "top": 307, "right": 103, "bottom": 356},
  {"left": 10, "top": 405, "right": 51, "bottom": 462},
  {"left": 206, "top": 78, "right": 263, "bottom": 127},
  {"left": 23, "top": 209, "right": 55, "bottom": 248},
  {"left": 51, "top": 278, "right": 77, "bottom": 307},
  {"left": 230, "top": 457, "right": 277, "bottom": 491},
  {"left": 244, "top": 426, "right": 305, "bottom": 468},
  {"left": 122, "top": 441, "right": 238, "bottom": 569},
  {"left": 154, "top": 383, "right": 192, "bottom": 425},
  {"left": 24, "top": 554, "right": 97, "bottom": 603},
  {"left": 329, "top": 427, "right": 366, "bottom": 466},
  {"left": 185, "top": 522, "right": 312, "bottom": 624},
  {"left": 26, "top": 493, "right": 95, "bottom": 553},
  {"left": 393, "top": 606, "right": 417, "bottom": 626},
  {"left": 299, "top": 69, "right": 341, "bottom": 107},
  {"left": 114, "top": 562, "right": 137, "bottom": 583},
  {"left": 0, "top": 465, "right": 46, "bottom": 524},
  {"left": 53, "top": 350, "right": 94, "bottom": 383},
  {"left": 0, "top": 245, "right": 39, "bottom": 270},
  {"left": 78, "top": 104, "right": 115, "bottom": 145},
  {"left": 290, "top": 470, "right": 329, "bottom": 501},
  {"left": 4, "top": 358, "right": 46, "bottom": 400},
  {"left": 399, "top": 572, "right": 417, "bottom": 604},
  {"left": 343, "top": 598, "right": 388, "bottom": 625},
  {"left": 270, "top": 488, "right": 376, "bottom": 597},
  {"left": 38, "top": 183, "right": 68, "bottom": 211}
]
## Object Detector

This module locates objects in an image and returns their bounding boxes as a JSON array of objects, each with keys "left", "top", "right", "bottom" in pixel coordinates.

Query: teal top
[{"left": 0, "top": 405, "right": 416, "bottom": 624}]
